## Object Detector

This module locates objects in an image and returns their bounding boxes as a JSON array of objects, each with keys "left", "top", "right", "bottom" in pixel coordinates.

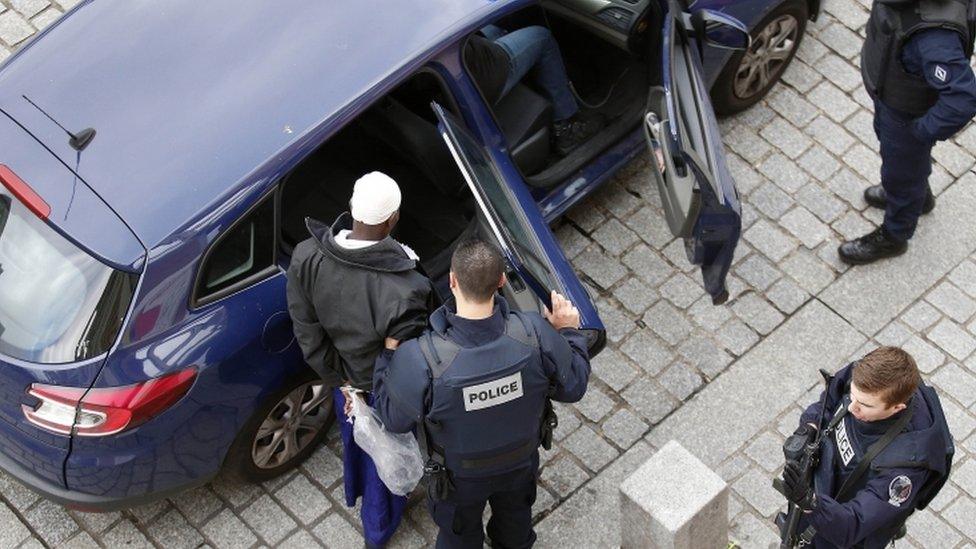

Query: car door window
[{"left": 195, "top": 194, "right": 276, "bottom": 305}]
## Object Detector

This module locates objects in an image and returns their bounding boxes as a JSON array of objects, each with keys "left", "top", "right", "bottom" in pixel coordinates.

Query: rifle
[{"left": 773, "top": 369, "right": 833, "bottom": 548}]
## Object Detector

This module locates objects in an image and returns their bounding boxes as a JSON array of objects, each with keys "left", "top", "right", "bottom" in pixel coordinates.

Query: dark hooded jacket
[{"left": 286, "top": 213, "right": 436, "bottom": 390}]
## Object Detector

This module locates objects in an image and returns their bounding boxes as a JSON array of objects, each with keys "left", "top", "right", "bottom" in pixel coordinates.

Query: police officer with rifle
[
  {"left": 774, "top": 347, "right": 953, "bottom": 548},
  {"left": 372, "top": 238, "right": 591, "bottom": 548}
]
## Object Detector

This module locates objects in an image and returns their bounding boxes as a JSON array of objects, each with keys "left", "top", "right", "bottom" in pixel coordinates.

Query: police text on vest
[{"left": 463, "top": 372, "right": 523, "bottom": 411}]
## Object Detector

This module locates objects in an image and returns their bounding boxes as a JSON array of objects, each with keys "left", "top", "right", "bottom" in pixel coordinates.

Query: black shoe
[
  {"left": 553, "top": 112, "right": 604, "bottom": 156},
  {"left": 863, "top": 185, "right": 935, "bottom": 214},
  {"left": 838, "top": 226, "right": 908, "bottom": 265}
]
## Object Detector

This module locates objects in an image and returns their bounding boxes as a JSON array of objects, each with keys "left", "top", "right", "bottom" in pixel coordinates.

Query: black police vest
[
  {"left": 419, "top": 313, "right": 551, "bottom": 479},
  {"left": 861, "top": 0, "right": 975, "bottom": 116}
]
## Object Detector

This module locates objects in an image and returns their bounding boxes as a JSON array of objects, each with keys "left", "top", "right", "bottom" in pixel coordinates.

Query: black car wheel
[
  {"left": 224, "top": 371, "right": 335, "bottom": 482},
  {"left": 711, "top": 0, "right": 808, "bottom": 115}
]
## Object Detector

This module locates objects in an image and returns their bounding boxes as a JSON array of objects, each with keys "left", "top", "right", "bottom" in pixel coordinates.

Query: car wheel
[
  {"left": 711, "top": 0, "right": 808, "bottom": 116},
  {"left": 224, "top": 371, "right": 335, "bottom": 482}
]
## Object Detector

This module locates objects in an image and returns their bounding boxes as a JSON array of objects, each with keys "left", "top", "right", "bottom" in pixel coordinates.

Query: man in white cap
[{"left": 286, "top": 171, "right": 435, "bottom": 548}]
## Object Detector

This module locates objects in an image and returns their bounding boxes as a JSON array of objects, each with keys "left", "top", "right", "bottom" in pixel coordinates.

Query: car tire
[
  {"left": 711, "top": 0, "right": 808, "bottom": 116},
  {"left": 224, "top": 371, "right": 335, "bottom": 483}
]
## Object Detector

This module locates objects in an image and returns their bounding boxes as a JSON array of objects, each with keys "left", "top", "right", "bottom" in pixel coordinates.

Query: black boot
[
  {"left": 553, "top": 112, "right": 604, "bottom": 156},
  {"left": 863, "top": 185, "right": 935, "bottom": 214},
  {"left": 838, "top": 226, "right": 908, "bottom": 265}
]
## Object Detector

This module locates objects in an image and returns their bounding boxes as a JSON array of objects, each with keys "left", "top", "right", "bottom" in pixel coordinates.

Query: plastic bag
[{"left": 348, "top": 394, "right": 424, "bottom": 496}]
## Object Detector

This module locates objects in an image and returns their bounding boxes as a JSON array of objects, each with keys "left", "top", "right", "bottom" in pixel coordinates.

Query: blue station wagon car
[{"left": 0, "top": 0, "right": 814, "bottom": 510}]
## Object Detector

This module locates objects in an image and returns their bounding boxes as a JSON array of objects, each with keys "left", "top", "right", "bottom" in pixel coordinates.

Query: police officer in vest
[
  {"left": 839, "top": 0, "right": 976, "bottom": 264},
  {"left": 778, "top": 347, "right": 953, "bottom": 547},
  {"left": 372, "top": 238, "right": 591, "bottom": 548}
]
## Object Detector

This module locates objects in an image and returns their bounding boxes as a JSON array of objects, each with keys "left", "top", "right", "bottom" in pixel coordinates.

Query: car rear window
[{"left": 0, "top": 190, "right": 137, "bottom": 364}]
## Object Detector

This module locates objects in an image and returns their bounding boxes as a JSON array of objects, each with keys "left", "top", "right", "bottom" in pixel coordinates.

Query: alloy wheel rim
[
  {"left": 251, "top": 381, "right": 332, "bottom": 470},
  {"left": 733, "top": 14, "right": 799, "bottom": 100}
]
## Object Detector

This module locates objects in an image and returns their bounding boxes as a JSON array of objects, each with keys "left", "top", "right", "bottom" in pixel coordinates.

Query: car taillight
[
  {"left": 0, "top": 164, "right": 50, "bottom": 219},
  {"left": 22, "top": 368, "right": 197, "bottom": 437}
]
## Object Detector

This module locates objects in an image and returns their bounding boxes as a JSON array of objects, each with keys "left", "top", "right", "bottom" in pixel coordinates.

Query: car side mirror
[{"left": 690, "top": 9, "right": 751, "bottom": 51}]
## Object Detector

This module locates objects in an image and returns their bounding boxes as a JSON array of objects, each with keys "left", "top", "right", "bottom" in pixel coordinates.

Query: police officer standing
[
  {"left": 778, "top": 347, "right": 953, "bottom": 547},
  {"left": 372, "top": 238, "right": 591, "bottom": 548},
  {"left": 839, "top": 0, "right": 976, "bottom": 264}
]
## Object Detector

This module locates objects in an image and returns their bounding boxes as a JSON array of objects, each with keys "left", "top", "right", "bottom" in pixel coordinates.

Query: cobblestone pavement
[{"left": 2, "top": 0, "right": 976, "bottom": 547}]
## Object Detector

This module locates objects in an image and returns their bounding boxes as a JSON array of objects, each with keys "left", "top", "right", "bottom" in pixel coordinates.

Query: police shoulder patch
[
  {"left": 887, "top": 475, "right": 912, "bottom": 507},
  {"left": 934, "top": 65, "right": 948, "bottom": 83}
]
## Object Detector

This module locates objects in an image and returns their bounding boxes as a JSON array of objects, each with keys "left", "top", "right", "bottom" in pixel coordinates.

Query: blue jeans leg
[
  {"left": 492, "top": 26, "right": 578, "bottom": 120},
  {"left": 873, "top": 100, "right": 933, "bottom": 242}
]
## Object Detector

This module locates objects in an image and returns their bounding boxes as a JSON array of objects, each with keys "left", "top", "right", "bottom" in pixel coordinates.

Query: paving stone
[
  {"left": 843, "top": 142, "right": 882, "bottom": 182},
  {"left": 611, "top": 277, "right": 658, "bottom": 315},
  {"left": 0, "top": 502, "right": 30, "bottom": 548},
  {"left": 10, "top": 0, "right": 48, "bottom": 18},
  {"left": 621, "top": 377, "right": 677, "bottom": 424},
  {"left": 622, "top": 244, "right": 673, "bottom": 287},
  {"left": 146, "top": 509, "right": 205, "bottom": 549},
  {"left": 658, "top": 361, "right": 703, "bottom": 401},
  {"left": 727, "top": 154, "right": 766, "bottom": 195},
  {"left": 643, "top": 300, "right": 692, "bottom": 345},
  {"left": 70, "top": 510, "right": 120, "bottom": 535},
  {"left": 929, "top": 319, "right": 976, "bottom": 361},
  {"left": 759, "top": 153, "right": 809, "bottom": 194},
  {"left": 601, "top": 408, "right": 648, "bottom": 449},
  {"left": 760, "top": 118, "right": 813, "bottom": 159},
  {"left": 931, "top": 363, "right": 976, "bottom": 407},
  {"left": 732, "top": 293, "right": 786, "bottom": 335},
  {"left": 827, "top": 166, "right": 870, "bottom": 207},
  {"left": 99, "top": 519, "right": 152, "bottom": 549},
  {"left": 906, "top": 509, "right": 962, "bottom": 549},
  {"left": 0, "top": 471, "right": 40, "bottom": 511},
  {"left": 658, "top": 273, "right": 702, "bottom": 309},
  {"left": 311, "top": 513, "right": 362, "bottom": 549},
  {"left": 553, "top": 403, "right": 582, "bottom": 442},
  {"left": 941, "top": 494, "right": 976, "bottom": 540},
  {"left": 591, "top": 217, "right": 639, "bottom": 256},
  {"left": 745, "top": 219, "right": 798, "bottom": 263},
  {"left": 620, "top": 329, "right": 674, "bottom": 375},
  {"left": 731, "top": 512, "right": 781, "bottom": 548},
  {"left": 832, "top": 210, "right": 875, "bottom": 240},
  {"left": 596, "top": 182, "right": 642, "bottom": 218},
  {"left": 797, "top": 34, "right": 829, "bottom": 64},
  {"left": 540, "top": 455, "right": 590, "bottom": 497},
  {"left": 926, "top": 481, "right": 958, "bottom": 513},
  {"left": 302, "top": 447, "right": 344, "bottom": 488},
  {"left": 745, "top": 431, "right": 785, "bottom": 473},
  {"left": 798, "top": 146, "right": 841, "bottom": 182},
  {"left": 949, "top": 260, "right": 976, "bottom": 298},
  {"left": 29, "top": 7, "right": 60, "bottom": 30},
  {"left": 902, "top": 335, "right": 945, "bottom": 374},
  {"left": 749, "top": 182, "right": 794, "bottom": 219},
  {"left": 596, "top": 299, "right": 636, "bottom": 344},
  {"left": 941, "top": 398, "right": 976, "bottom": 440},
  {"left": 574, "top": 248, "right": 628, "bottom": 289},
  {"left": 902, "top": 301, "right": 942, "bottom": 331},
  {"left": 574, "top": 385, "right": 616, "bottom": 423},
  {"left": 592, "top": 347, "right": 639, "bottom": 392},
  {"left": 818, "top": 22, "right": 863, "bottom": 58},
  {"left": 766, "top": 277, "right": 809, "bottom": 314},
  {"left": 24, "top": 500, "right": 78, "bottom": 545},
  {"left": 776, "top": 406, "right": 804, "bottom": 438},
  {"left": 876, "top": 321, "right": 913, "bottom": 347},
  {"left": 172, "top": 486, "right": 224, "bottom": 526},
  {"left": 806, "top": 115, "right": 856, "bottom": 156},
  {"left": 846, "top": 108, "right": 879, "bottom": 148},
  {"left": 735, "top": 254, "right": 781, "bottom": 292},
  {"left": 796, "top": 183, "right": 847, "bottom": 223},
  {"left": 563, "top": 425, "right": 620, "bottom": 472},
  {"left": 780, "top": 206, "right": 831, "bottom": 249},
  {"left": 241, "top": 494, "right": 297, "bottom": 545},
  {"left": 814, "top": 52, "right": 862, "bottom": 91},
  {"left": 782, "top": 58, "right": 823, "bottom": 93},
  {"left": 933, "top": 139, "right": 975, "bottom": 177},
  {"left": 732, "top": 468, "right": 783, "bottom": 517},
  {"left": 926, "top": 282, "right": 976, "bottom": 323},
  {"left": 554, "top": 223, "right": 589, "bottom": 259},
  {"left": 727, "top": 126, "right": 772, "bottom": 164},
  {"left": 716, "top": 455, "right": 752, "bottom": 484},
  {"left": 688, "top": 294, "right": 734, "bottom": 332},
  {"left": 0, "top": 10, "right": 33, "bottom": 45},
  {"left": 662, "top": 238, "right": 697, "bottom": 273},
  {"left": 212, "top": 475, "right": 262, "bottom": 509},
  {"left": 677, "top": 335, "right": 734, "bottom": 379},
  {"left": 566, "top": 202, "right": 605, "bottom": 233},
  {"left": 767, "top": 86, "right": 819, "bottom": 127},
  {"left": 279, "top": 530, "right": 323, "bottom": 549},
  {"left": 717, "top": 318, "right": 760, "bottom": 356}
]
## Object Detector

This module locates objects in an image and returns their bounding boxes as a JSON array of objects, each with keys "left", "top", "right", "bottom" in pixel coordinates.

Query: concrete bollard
[{"left": 619, "top": 440, "right": 729, "bottom": 549}]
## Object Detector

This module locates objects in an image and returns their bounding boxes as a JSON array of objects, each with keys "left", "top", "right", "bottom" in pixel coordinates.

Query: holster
[
  {"left": 424, "top": 458, "right": 455, "bottom": 501},
  {"left": 540, "top": 398, "right": 558, "bottom": 451}
]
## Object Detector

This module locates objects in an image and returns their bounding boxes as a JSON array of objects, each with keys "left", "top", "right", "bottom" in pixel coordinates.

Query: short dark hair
[
  {"left": 451, "top": 238, "right": 504, "bottom": 303},
  {"left": 853, "top": 347, "right": 921, "bottom": 406}
]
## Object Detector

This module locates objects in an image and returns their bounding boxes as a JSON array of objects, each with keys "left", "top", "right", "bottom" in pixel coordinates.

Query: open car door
[
  {"left": 432, "top": 102, "right": 606, "bottom": 354},
  {"left": 644, "top": 0, "right": 749, "bottom": 305}
]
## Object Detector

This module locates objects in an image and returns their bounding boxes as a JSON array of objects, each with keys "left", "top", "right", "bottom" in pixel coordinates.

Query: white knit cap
[{"left": 350, "top": 171, "right": 401, "bottom": 225}]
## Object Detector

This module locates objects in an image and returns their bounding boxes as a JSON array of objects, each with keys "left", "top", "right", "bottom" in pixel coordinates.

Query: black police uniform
[
  {"left": 794, "top": 364, "right": 953, "bottom": 548},
  {"left": 844, "top": 0, "right": 976, "bottom": 261},
  {"left": 372, "top": 296, "right": 591, "bottom": 549}
]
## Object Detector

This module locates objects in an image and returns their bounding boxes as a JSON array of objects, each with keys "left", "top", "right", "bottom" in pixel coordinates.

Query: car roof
[{"left": 0, "top": 0, "right": 511, "bottom": 249}]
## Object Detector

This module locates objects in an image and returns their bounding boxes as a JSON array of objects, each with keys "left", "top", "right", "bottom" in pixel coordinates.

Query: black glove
[{"left": 782, "top": 460, "right": 817, "bottom": 511}]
